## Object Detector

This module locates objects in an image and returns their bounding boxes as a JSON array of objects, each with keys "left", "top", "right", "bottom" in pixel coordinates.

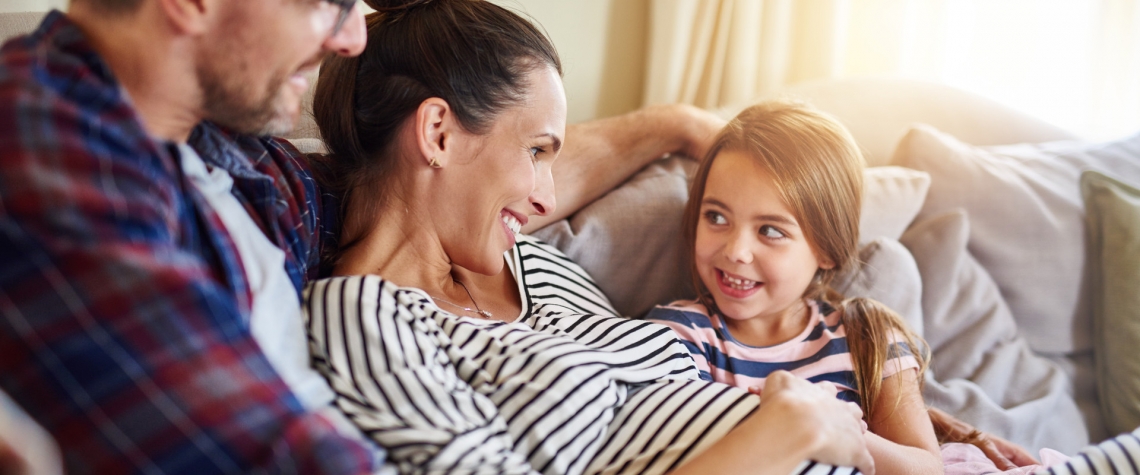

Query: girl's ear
[
  {"left": 818, "top": 256, "right": 836, "bottom": 270},
  {"left": 414, "top": 97, "right": 458, "bottom": 169}
]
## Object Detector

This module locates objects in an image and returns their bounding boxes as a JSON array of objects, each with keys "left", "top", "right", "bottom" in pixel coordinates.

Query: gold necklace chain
[{"left": 431, "top": 279, "right": 493, "bottom": 319}]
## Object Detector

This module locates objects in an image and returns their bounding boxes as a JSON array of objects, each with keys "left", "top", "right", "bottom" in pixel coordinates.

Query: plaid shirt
[{"left": 0, "top": 11, "right": 377, "bottom": 475}]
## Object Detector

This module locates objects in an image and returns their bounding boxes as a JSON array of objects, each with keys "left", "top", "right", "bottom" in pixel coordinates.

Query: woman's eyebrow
[{"left": 533, "top": 133, "right": 563, "bottom": 153}]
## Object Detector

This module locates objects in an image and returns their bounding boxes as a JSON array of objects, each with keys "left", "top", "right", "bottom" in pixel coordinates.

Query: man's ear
[
  {"left": 415, "top": 97, "right": 457, "bottom": 169},
  {"left": 157, "top": 0, "right": 212, "bottom": 35}
]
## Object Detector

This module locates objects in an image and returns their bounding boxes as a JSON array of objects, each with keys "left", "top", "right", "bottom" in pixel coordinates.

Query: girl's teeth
[{"left": 722, "top": 272, "right": 757, "bottom": 290}]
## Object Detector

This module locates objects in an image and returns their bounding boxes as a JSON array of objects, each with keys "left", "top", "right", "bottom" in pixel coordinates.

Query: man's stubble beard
[{"left": 198, "top": 60, "right": 297, "bottom": 137}]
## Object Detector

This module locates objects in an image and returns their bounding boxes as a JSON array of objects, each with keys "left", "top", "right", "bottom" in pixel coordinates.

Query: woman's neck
[
  {"left": 330, "top": 193, "right": 523, "bottom": 321},
  {"left": 333, "top": 195, "right": 456, "bottom": 295}
]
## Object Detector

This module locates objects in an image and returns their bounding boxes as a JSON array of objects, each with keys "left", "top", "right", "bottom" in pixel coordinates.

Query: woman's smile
[{"left": 500, "top": 210, "right": 524, "bottom": 247}]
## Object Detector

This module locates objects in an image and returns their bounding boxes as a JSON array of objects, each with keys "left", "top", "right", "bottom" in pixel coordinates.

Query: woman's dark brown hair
[{"left": 311, "top": 0, "right": 562, "bottom": 264}]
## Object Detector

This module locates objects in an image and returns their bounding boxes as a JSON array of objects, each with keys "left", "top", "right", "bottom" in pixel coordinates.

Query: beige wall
[{"left": 492, "top": 0, "right": 648, "bottom": 124}]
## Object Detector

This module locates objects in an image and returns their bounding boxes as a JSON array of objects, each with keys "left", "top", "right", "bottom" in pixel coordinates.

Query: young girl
[{"left": 647, "top": 101, "right": 943, "bottom": 474}]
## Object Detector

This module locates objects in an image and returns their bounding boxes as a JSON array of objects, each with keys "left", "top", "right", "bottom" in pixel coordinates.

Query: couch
[{"left": 4, "top": 9, "right": 1138, "bottom": 461}]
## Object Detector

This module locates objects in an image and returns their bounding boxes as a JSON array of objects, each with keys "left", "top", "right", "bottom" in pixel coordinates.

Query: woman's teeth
[
  {"left": 502, "top": 214, "right": 522, "bottom": 234},
  {"left": 722, "top": 272, "right": 757, "bottom": 290}
]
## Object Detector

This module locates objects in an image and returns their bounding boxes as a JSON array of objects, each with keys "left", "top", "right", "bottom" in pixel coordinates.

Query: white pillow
[
  {"left": 891, "top": 125, "right": 1140, "bottom": 355},
  {"left": 532, "top": 157, "right": 932, "bottom": 318},
  {"left": 859, "top": 166, "right": 930, "bottom": 243}
]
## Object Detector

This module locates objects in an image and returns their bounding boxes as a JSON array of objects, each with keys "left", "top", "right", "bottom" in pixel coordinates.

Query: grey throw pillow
[
  {"left": 1081, "top": 171, "right": 1140, "bottom": 435},
  {"left": 891, "top": 125, "right": 1140, "bottom": 355}
]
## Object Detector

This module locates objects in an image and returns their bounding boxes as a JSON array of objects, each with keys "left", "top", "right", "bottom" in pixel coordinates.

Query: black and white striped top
[
  {"left": 303, "top": 235, "right": 856, "bottom": 474},
  {"left": 1038, "top": 430, "right": 1140, "bottom": 475}
]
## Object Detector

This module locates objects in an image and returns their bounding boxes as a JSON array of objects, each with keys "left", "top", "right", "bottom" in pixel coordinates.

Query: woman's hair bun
[{"left": 364, "top": 0, "right": 437, "bottom": 13}]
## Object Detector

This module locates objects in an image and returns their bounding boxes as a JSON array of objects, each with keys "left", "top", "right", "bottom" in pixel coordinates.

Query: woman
[{"left": 304, "top": 1, "right": 870, "bottom": 474}]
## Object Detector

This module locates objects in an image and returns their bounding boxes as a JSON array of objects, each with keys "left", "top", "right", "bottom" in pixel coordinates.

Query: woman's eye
[
  {"left": 530, "top": 147, "right": 545, "bottom": 158},
  {"left": 704, "top": 211, "right": 727, "bottom": 225},
  {"left": 759, "top": 225, "right": 786, "bottom": 239}
]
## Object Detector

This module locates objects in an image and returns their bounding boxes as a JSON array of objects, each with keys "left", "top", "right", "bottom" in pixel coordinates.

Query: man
[{"left": 0, "top": 0, "right": 723, "bottom": 473}]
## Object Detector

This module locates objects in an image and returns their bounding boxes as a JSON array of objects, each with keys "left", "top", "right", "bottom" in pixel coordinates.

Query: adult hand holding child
[{"left": 676, "top": 370, "right": 875, "bottom": 475}]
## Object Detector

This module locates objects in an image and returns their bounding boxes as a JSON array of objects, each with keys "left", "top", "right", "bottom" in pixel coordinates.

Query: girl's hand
[
  {"left": 928, "top": 406, "right": 1039, "bottom": 469},
  {"left": 761, "top": 371, "right": 876, "bottom": 475}
]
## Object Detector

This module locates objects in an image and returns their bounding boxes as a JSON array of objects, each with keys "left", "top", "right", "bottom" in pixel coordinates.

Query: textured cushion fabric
[
  {"left": 891, "top": 125, "right": 1140, "bottom": 355},
  {"left": 1081, "top": 171, "right": 1140, "bottom": 436},
  {"left": 859, "top": 166, "right": 930, "bottom": 244},
  {"left": 0, "top": 11, "right": 44, "bottom": 44},
  {"left": 899, "top": 210, "right": 1086, "bottom": 454},
  {"left": 532, "top": 157, "right": 695, "bottom": 319},
  {"left": 532, "top": 156, "right": 933, "bottom": 319},
  {"left": 830, "top": 237, "right": 924, "bottom": 336}
]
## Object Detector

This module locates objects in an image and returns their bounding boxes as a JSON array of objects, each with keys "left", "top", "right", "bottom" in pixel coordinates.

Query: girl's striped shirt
[{"left": 646, "top": 299, "right": 918, "bottom": 404}]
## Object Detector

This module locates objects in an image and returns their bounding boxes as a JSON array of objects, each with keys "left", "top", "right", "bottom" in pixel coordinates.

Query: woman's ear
[{"left": 415, "top": 97, "right": 455, "bottom": 169}]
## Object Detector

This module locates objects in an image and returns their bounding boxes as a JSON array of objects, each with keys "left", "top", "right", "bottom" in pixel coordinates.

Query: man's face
[{"left": 196, "top": 0, "right": 364, "bottom": 135}]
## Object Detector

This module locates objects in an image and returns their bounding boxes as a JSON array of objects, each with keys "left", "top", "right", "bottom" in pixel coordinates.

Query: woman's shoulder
[{"left": 513, "top": 234, "right": 618, "bottom": 317}]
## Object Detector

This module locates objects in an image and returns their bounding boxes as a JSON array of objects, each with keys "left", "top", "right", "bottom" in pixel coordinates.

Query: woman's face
[{"left": 438, "top": 65, "right": 566, "bottom": 275}]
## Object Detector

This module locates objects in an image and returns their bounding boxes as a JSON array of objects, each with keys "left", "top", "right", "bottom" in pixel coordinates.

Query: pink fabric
[{"left": 941, "top": 442, "right": 1068, "bottom": 475}]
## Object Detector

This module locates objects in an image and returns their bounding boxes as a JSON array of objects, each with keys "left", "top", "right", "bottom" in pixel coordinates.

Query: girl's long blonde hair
[{"left": 683, "top": 101, "right": 929, "bottom": 422}]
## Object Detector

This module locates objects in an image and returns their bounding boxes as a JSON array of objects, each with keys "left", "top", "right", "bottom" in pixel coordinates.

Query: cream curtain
[{"left": 643, "top": 0, "right": 1140, "bottom": 139}]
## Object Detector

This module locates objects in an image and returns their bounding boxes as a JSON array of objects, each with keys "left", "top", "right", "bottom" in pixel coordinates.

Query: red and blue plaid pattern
[{"left": 0, "top": 12, "right": 376, "bottom": 475}]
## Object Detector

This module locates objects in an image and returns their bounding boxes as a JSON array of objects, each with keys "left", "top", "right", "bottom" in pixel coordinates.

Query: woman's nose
[{"left": 529, "top": 165, "right": 556, "bottom": 216}]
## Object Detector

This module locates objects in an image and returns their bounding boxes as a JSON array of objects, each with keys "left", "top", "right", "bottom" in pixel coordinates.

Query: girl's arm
[{"left": 865, "top": 368, "right": 943, "bottom": 474}]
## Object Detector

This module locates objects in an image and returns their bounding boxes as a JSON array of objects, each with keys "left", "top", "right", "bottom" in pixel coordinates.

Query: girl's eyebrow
[{"left": 702, "top": 197, "right": 799, "bottom": 227}]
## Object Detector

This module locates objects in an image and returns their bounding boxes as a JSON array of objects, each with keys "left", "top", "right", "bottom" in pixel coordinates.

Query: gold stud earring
[{"left": 429, "top": 157, "right": 441, "bottom": 168}]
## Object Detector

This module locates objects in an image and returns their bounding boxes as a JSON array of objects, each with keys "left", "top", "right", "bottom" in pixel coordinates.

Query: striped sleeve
[
  {"left": 1038, "top": 429, "right": 1140, "bottom": 475},
  {"left": 644, "top": 307, "right": 715, "bottom": 382}
]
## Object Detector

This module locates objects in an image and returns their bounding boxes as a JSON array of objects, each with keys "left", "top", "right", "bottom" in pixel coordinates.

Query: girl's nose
[{"left": 724, "top": 231, "right": 753, "bottom": 264}]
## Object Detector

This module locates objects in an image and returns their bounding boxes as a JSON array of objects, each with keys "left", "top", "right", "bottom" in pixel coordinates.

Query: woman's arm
[
  {"left": 865, "top": 368, "right": 943, "bottom": 475},
  {"left": 524, "top": 103, "right": 725, "bottom": 232},
  {"left": 671, "top": 371, "right": 876, "bottom": 475}
]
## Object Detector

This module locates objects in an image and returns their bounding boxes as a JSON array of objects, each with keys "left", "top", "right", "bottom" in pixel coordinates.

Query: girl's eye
[
  {"left": 704, "top": 210, "right": 727, "bottom": 225},
  {"left": 759, "top": 225, "right": 786, "bottom": 239}
]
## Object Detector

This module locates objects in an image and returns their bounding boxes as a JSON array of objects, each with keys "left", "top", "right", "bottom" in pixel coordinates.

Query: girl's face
[
  {"left": 437, "top": 66, "right": 566, "bottom": 276},
  {"left": 694, "top": 149, "right": 834, "bottom": 324}
]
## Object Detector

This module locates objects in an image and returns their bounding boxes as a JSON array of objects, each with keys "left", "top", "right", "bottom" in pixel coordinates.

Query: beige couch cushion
[{"left": 719, "top": 78, "right": 1079, "bottom": 167}]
